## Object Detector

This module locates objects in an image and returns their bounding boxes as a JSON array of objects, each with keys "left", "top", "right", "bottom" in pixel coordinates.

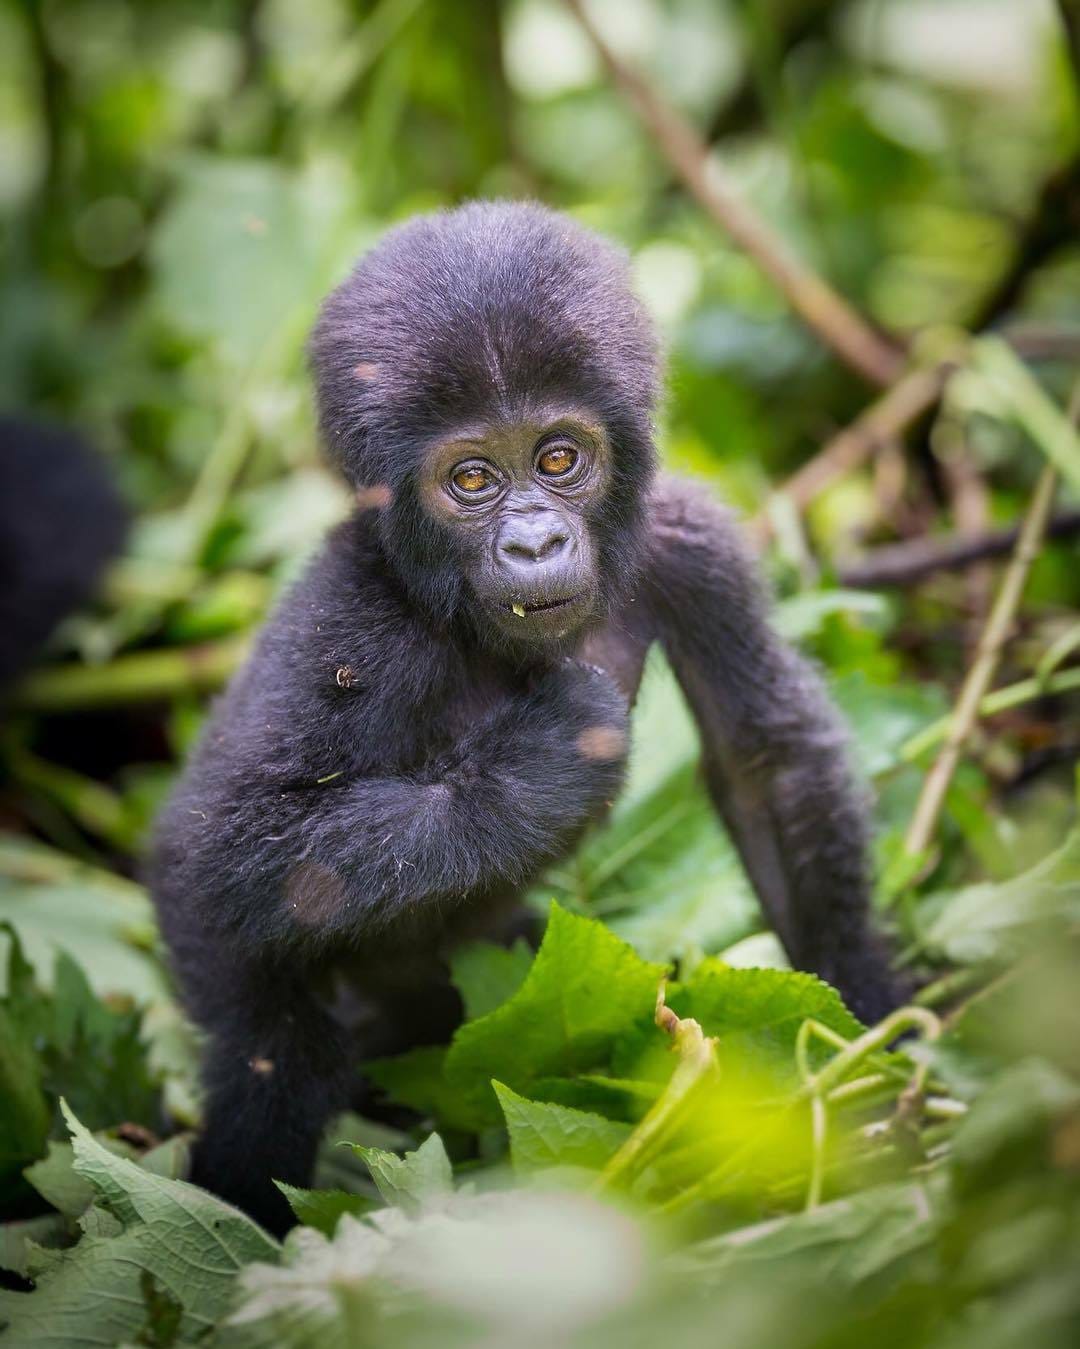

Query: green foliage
[
  {"left": 1, "top": 0, "right": 1079, "bottom": 1343},
  {"left": 494, "top": 1082, "right": 631, "bottom": 1173},
  {"left": 0, "top": 1104, "right": 278, "bottom": 1348},
  {"left": 0, "top": 924, "right": 161, "bottom": 1205},
  {"left": 443, "top": 903, "right": 666, "bottom": 1125},
  {"left": 351, "top": 1134, "right": 454, "bottom": 1215}
]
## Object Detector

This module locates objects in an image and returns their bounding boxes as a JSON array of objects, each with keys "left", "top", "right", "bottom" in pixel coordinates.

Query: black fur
[
  {"left": 150, "top": 201, "right": 899, "bottom": 1234},
  {"left": 0, "top": 418, "right": 126, "bottom": 691}
]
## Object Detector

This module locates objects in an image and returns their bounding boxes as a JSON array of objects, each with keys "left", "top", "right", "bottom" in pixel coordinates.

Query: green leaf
[
  {"left": 922, "top": 824, "right": 1080, "bottom": 963},
  {"left": 0, "top": 1103, "right": 280, "bottom": 1347},
  {"left": 149, "top": 158, "right": 352, "bottom": 369},
  {"left": 0, "top": 838, "right": 165, "bottom": 1006},
  {"left": 671, "top": 961, "right": 863, "bottom": 1063},
  {"left": 352, "top": 1133, "right": 453, "bottom": 1215},
  {"left": 444, "top": 902, "right": 666, "bottom": 1124},
  {"left": 363, "top": 1046, "right": 477, "bottom": 1133},
  {"left": 275, "top": 1183, "right": 375, "bottom": 1236},
  {"left": 672, "top": 1178, "right": 943, "bottom": 1286},
  {"left": 494, "top": 1082, "right": 631, "bottom": 1174},
  {"left": 0, "top": 1004, "right": 50, "bottom": 1189},
  {"left": 23, "top": 1141, "right": 100, "bottom": 1219},
  {"left": 0, "top": 926, "right": 50, "bottom": 1190},
  {"left": 829, "top": 671, "right": 946, "bottom": 779},
  {"left": 40, "top": 952, "right": 160, "bottom": 1133},
  {"left": 450, "top": 938, "right": 534, "bottom": 1021},
  {"left": 950, "top": 1059, "right": 1080, "bottom": 1184}
]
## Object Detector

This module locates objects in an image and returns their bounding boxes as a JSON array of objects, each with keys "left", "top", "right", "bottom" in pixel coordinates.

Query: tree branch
[
  {"left": 837, "top": 508, "right": 1080, "bottom": 588},
  {"left": 564, "top": 0, "right": 904, "bottom": 387},
  {"left": 746, "top": 362, "right": 953, "bottom": 545}
]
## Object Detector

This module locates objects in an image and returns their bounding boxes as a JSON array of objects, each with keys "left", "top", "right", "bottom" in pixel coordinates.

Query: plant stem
[
  {"left": 10, "top": 635, "right": 248, "bottom": 712},
  {"left": 905, "top": 462, "right": 1059, "bottom": 856},
  {"left": 901, "top": 665, "right": 1080, "bottom": 762}
]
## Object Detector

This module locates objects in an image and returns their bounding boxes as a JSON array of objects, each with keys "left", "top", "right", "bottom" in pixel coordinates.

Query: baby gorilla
[{"left": 150, "top": 201, "right": 899, "bottom": 1233}]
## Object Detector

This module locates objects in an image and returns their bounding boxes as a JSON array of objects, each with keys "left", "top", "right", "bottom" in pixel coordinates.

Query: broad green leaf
[
  {"left": 0, "top": 837, "right": 164, "bottom": 1005},
  {"left": 671, "top": 962, "right": 863, "bottom": 1062},
  {"left": 0, "top": 1103, "right": 279, "bottom": 1347},
  {"left": 922, "top": 824, "right": 1080, "bottom": 963},
  {"left": 671, "top": 1178, "right": 943, "bottom": 1286},
  {"left": 829, "top": 671, "right": 946, "bottom": 779},
  {"left": 363, "top": 1046, "right": 477, "bottom": 1133},
  {"left": 149, "top": 158, "right": 351, "bottom": 369},
  {"left": 444, "top": 903, "right": 665, "bottom": 1124},
  {"left": 450, "top": 939, "right": 534, "bottom": 1021},
  {"left": 24, "top": 1141, "right": 101, "bottom": 1219},
  {"left": 275, "top": 1183, "right": 374, "bottom": 1236},
  {"left": 352, "top": 1133, "right": 453, "bottom": 1215},
  {"left": 23, "top": 1135, "right": 188, "bottom": 1221},
  {"left": 494, "top": 1082, "right": 630, "bottom": 1173},
  {"left": 774, "top": 589, "right": 893, "bottom": 643},
  {"left": 0, "top": 1214, "right": 65, "bottom": 1281}
]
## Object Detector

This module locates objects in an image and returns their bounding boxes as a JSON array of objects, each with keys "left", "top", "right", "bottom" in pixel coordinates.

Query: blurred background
[{"left": 1, "top": 2, "right": 1080, "bottom": 1346}]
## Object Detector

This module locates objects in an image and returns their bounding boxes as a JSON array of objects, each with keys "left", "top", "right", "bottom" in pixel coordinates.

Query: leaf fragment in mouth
[{"left": 512, "top": 603, "right": 526, "bottom": 618}]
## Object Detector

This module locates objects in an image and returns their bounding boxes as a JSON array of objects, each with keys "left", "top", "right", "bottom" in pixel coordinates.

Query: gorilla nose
[{"left": 499, "top": 516, "right": 571, "bottom": 566}]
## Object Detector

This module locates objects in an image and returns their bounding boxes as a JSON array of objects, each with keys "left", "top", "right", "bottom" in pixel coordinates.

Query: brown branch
[
  {"left": 746, "top": 361, "right": 953, "bottom": 545},
  {"left": 904, "top": 462, "right": 1060, "bottom": 857},
  {"left": 838, "top": 508, "right": 1080, "bottom": 588},
  {"left": 564, "top": 0, "right": 904, "bottom": 387}
]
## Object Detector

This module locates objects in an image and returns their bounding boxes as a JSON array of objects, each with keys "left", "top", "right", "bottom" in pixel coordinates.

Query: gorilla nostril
[
  {"left": 502, "top": 530, "right": 569, "bottom": 563},
  {"left": 537, "top": 531, "right": 569, "bottom": 561}
]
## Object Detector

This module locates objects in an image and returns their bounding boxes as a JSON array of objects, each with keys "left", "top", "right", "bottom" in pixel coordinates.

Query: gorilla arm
[
  {"left": 643, "top": 479, "right": 901, "bottom": 1024},
  {"left": 154, "top": 643, "right": 629, "bottom": 953}
]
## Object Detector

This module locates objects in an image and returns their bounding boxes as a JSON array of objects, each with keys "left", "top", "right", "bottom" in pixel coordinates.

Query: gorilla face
[{"left": 416, "top": 406, "right": 610, "bottom": 649}]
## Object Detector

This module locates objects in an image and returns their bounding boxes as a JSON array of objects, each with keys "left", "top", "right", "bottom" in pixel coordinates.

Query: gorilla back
[{"left": 150, "top": 200, "right": 899, "bottom": 1234}]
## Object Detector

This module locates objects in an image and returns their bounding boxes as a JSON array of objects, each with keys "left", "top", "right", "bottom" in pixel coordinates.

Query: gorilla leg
[{"left": 186, "top": 957, "right": 354, "bottom": 1236}]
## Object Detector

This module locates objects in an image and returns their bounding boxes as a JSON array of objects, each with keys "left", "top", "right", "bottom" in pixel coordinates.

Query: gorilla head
[{"left": 310, "top": 201, "right": 659, "bottom": 652}]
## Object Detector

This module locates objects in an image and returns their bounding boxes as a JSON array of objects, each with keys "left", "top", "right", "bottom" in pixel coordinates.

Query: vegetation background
[{"left": 1, "top": 1, "right": 1079, "bottom": 1345}]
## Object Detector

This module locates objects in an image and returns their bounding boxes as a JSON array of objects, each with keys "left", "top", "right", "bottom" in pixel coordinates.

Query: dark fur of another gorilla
[
  {"left": 150, "top": 201, "right": 900, "bottom": 1234},
  {"left": 0, "top": 419, "right": 126, "bottom": 691}
]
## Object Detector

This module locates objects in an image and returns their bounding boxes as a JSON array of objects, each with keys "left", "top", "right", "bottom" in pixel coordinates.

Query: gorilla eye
[
  {"left": 450, "top": 462, "right": 497, "bottom": 498},
  {"left": 537, "top": 445, "right": 578, "bottom": 477}
]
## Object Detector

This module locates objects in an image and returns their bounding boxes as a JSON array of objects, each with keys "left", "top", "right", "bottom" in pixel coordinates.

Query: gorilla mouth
[{"left": 508, "top": 592, "right": 584, "bottom": 617}]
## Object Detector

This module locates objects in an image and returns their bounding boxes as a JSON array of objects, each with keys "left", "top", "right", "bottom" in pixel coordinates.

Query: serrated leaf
[
  {"left": 671, "top": 961, "right": 863, "bottom": 1064},
  {"left": 450, "top": 938, "right": 534, "bottom": 1021},
  {"left": 275, "top": 1183, "right": 374, "bottom": 1236},
  {"left": 0, "top": 1103, "right": 280, "bottom": 1347},
  {"left": 444, "top": 902, "right": 666, "bottom": 1124},
  {"left": 352, "top": 1133, "right": 453, "bottom": 1215},
  {"left": 494, "top": 1082, "right": 631, "bottom": 1173}
]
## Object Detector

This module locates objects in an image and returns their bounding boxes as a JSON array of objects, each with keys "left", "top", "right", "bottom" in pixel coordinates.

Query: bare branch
[
  {"left": 564, "top": 0, "right": 904, "bottom": 387},
  {"left": 746, "top": 362, "right": 953, "bottom": 546},
  {"left": 837, "top": 508, "right": 1080, "bottom": 588}
]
